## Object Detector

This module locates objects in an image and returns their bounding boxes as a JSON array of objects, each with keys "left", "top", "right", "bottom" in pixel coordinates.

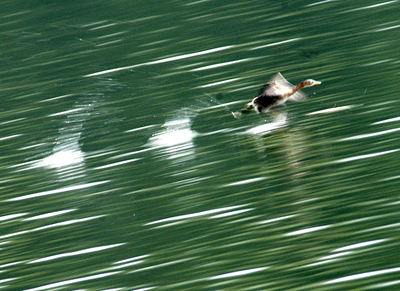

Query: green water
[{"left": 1, "top": 1, "right": 400, "bottom": 290}]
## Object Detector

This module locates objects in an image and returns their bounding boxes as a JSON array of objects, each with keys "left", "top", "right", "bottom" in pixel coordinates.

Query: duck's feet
[{"left": 232, "top": 104, "right": 253, "bottom": 118}]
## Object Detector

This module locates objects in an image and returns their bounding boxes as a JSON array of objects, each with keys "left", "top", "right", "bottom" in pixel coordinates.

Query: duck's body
[{"left": 239, "top": 73, "right": 321, "bottom": 114}]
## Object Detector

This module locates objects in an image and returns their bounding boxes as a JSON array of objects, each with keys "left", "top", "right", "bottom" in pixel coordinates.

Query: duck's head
[{"left": 302, "top": 79, "right": 322, "bottom": 87}]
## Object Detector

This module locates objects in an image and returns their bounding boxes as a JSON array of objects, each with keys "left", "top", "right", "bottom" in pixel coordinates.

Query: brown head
[
  {"left": 301, "top": 79, "right": 322, "bottom": 88},
  {"left": 291, "top": 78, "right": 321, "bottom": 95}
]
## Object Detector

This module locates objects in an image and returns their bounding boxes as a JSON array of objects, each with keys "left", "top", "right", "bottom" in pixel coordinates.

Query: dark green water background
[{"left": 1, "top": 1, "right": 400, "bottom": 290}]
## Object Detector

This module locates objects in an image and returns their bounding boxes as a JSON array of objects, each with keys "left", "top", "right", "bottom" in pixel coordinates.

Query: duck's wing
[
  {"left": 270, "top": 72, "right": 294, "bottom": 89},
  {"left": 258, "top": 73, "right": 307, "bottom": 101},
  {"left": 258, "top": 73, "right": 290, "bottom": 96},
  {"left": 272, "top": 72, "right": 307, "bottom": 102},
  {"left": 288, "top": 90, "right": 307, "bottom": 102}
]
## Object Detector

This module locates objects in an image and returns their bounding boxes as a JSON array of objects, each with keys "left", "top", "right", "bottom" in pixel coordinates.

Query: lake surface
[{"left": 1, "top": 1, "right": 400, "bottom": 290}]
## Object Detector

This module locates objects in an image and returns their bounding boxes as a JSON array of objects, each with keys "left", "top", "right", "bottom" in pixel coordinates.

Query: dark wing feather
[{"left": 261, "top": 84, "right": 284, "bottom": 97}]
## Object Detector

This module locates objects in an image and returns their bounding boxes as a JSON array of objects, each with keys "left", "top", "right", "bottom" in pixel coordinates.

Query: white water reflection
[
  {"left": 12, "top": 139, "right": 85, "bottom": 177},
  {"left": 334, "top": 149, "right": 400, "bottom": 163},
  {"left": 145, "top": 205, "right": 246, "bottom": 226},
  {"left": 223, "top": 177, "right": 267, "bottom": 187},
  {"left": 324, "top": 266, "right": 400, "bottom": 285},
  {"left": 340, "top": 0, "right": 398, "bottom": 14},
  {"left": 190, "top": 58, "right": 253, "bottom": 71},
  {"left": 286, "top": 225, "right": 331, "bottom": 236},
  {"left": 22, "top": 209, "right": 77, "bottom": 221},
  {"left": 199, "top": 78, "right": 241, "bottom": 88},
  {"left": 13, "top": 94, "right": 98, "bottom": 182},
  {"left": 147, "top": 109, "right": 199, "bottom": 163},
  {"left": 209, "top": 267, "right": 268, "bottom": 280},
  {"left": 6, "top": 181, "right": 109, "bottom": 202},
  {"left": 84, "top": 45, "right": 234, "bottom": 77},
  {"left": 23, "top": 271, "right": 122, "bottom": 291},
  {"left": 250, "top": 38, "right": 300, "bottom": 50},
  {"left": 307, "top": 105, "right": 360, "bottom": 116},
  {"left": 40, "top": 102, "right": 90, "bottom": 179},
  {"left": 41, "top": 140, "right": 85, "bottom": 169},
  {"left": 28, "top": 243, "right": 125, "bottom": 264},
  {"left": 0, "top": 215, "right": 105, "bottom": 239},
  {"left": 372, "top": 116, "right": 400, "bottom": 125},
  {"left": 340, "top": 127, "right": 400, "bottom": 141},
  {"left": 332, "top": 239, "right": 387, "bottom": 252},
  {"left": 244, "top": 112, "right": 287, "bottom": 136}
]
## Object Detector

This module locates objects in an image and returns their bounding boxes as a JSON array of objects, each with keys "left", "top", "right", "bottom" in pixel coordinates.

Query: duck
[{"left": 237, "top": 72, "right": 321, "bottom": 114}]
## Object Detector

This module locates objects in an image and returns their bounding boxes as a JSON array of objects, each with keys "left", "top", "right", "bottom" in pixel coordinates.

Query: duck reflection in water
[{"left": 234, "top": 72, "right": 321, "bottom": 117}]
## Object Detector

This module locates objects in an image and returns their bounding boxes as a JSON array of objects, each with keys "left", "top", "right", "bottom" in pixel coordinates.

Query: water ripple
[
  {"left": 145, "top": 205, "right": 247, "bottom": 226},
  {"left": 84, "top": 45, "right": 234, "bottom": 77},
  {"left": 332, "top": 239, "right": 387, "bottom": 252},
  {"left": 22, "top": 209, "right": 77, "bottom": 221},
  {"left": 249, "top": 38, "right": 301, "bottom": 50},
  {"left": 340, "top": 0, "right": 398, "bottom": 13},
  {"left": 29, "top": 243, "right": 125, "bottom": 264},
  {"left": 5, "top": 181, "right": 109, "bottom": 202},
  {"left": 324, "top": 266, "right": 400, "bottom": 285},
  {"left": 190, "top": 58, "right": 253, "bottom": 71},
  {"left": 340, "top": 127, "right": 400, "bottom": 141},
  {"left": 209, "top": 267, "right": 268, "bottom": 280},
  {"left": 372, "top": 116, "right": 400, "bottom": 125},
  {"left": 306, "top": 105, "right": 360, "bottom": 115},
  {"left": 334, "top": 149, "right": 400, "bottom": 163},
  {"left": 286, "top": 225, "right": 331, "bottom": 236},
  {"left": 199, "top": 78, "right": 241, "bottom": 88},
  {"left": 0, "top": 215, "right": 105, "bottom": 239},
  {"left": 23, "top": 271, "right": 122, "bottom": 291},
  {"left": 223, "top": 177, "right": 267, "bottom": 187}
]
